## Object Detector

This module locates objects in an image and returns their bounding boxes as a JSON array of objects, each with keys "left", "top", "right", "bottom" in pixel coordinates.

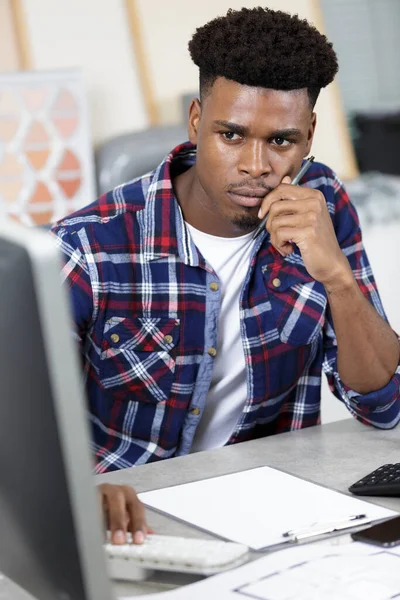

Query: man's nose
[{"left": 238, "top": 141, "right": 271, "bottom": 178}]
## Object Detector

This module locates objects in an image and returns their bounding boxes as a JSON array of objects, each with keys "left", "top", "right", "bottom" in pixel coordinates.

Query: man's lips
[
  {"left": 229, "top": 187, "right": 268, "bottom": 198},
  {"left": 227, "top": 188, "right": 269, "bottom": 208}
]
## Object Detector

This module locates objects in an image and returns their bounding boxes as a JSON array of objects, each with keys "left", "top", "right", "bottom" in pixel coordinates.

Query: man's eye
[
  {"left": 272, "top": 137, "right": 290, "bottom": 147},
  {"left": 221, "top": 132, "right": 241, "bottom": 141}
]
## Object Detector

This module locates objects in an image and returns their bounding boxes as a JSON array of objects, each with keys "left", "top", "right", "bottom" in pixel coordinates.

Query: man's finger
[
  {"left": 267, "top": 212, "right": 302, "bottom": 234},
  {"left": 257, "top": 175, "right": 291, "bottom": 219},
  {"left": 258, "top": 184, "right": 307, "bottom": 219},
  {"left": 267, "top": 198, "right": 318, "bottom": 223},
  {"left": 125, "top": 486, "right": 148, "bottom": 545},
  {"left": 273, "top": 227, "right": 297, "bottom": 255},
  {"left": 105, "top": 487, "right": 129, "bottom": 545}
]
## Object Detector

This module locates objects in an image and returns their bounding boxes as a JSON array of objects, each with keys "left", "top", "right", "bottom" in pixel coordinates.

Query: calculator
[{"left": 349, "top": 463, "right": 400, "bottom": 496}]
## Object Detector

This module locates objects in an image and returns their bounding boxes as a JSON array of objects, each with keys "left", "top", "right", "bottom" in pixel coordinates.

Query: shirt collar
[{"left": 142, "top": 141, "right": 203, "bottom": 266}]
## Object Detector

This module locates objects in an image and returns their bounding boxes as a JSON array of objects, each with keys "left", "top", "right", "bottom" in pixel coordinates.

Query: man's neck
[{"left": 173, "top": 167, "right": 251, "bottom": 238}]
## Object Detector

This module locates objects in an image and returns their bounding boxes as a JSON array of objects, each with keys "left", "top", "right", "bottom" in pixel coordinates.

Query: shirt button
[
  {"left": 164, "top": 334, "right": 173, "bottom": 344},
  {"left": 110, "top": 333, "right": 120, "bottom": 343},
  {"left": 209, "top": 282, "right": 219, "bottom": 292},
  {"left": 190, "top": 407, "right": 201, "bottom": 416},
  {"left": 207, "top": 347, "right": 217, "bottom": 357},
  {"left": 272, "top": 278, "right": 281, "bottom": 288}
]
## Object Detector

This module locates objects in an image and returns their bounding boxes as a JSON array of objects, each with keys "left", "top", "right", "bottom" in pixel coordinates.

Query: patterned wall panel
[{"left": 0, "top": 68, "right": 95, "bottom": 226}]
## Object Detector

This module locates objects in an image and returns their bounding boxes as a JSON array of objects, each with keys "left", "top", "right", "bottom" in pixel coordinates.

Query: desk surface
[
  {"left": 96, "top": 418, "right": 400, "bottom": 596},
  {"left": 3, "top": 419, "right": 400, "bottom": 598},
  {"left": 97, "top": 418, "right": 400, "bottom": 513}
]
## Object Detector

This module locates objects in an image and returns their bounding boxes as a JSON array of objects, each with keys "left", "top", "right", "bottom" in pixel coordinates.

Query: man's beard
[{"left": 230, "top": 208, "right": 260, "bottom": 232}]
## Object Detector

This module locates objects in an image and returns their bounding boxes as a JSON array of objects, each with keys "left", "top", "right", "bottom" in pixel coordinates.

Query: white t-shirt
[{"left": 186, "top": 222, "right": 256, "bottom": 452}]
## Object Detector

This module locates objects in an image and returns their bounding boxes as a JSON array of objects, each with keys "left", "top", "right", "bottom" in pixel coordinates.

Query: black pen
[{"left": 252, "top": 155, "right": 315, "bottom": 240}]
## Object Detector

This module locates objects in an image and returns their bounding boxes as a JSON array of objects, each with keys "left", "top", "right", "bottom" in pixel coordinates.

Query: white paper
[
  {"left": 139, "top": 466, "right": 396, "bottom": 550},
  {"left": 120, "top": 540, "right": 400, "bottom": 600}
]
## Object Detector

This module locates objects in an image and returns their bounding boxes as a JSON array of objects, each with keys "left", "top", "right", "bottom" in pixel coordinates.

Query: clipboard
[{"left": 139, "top": 466, "right": 397, "bottom": 550}]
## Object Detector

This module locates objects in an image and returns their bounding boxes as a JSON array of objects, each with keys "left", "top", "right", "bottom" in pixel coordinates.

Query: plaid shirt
[{"left": 53, "top": 142, "right": 400, "bottom": 473}]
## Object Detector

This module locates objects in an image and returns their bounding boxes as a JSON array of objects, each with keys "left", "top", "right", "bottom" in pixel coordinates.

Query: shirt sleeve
[
  {"left": 51, "top": 225, "right": 94, "bottom": 347},
  {"left": 322, "top": 174, "right": 400, "bottom": 429}
]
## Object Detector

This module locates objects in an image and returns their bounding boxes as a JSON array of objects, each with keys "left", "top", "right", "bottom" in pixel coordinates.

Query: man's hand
[
  {"left": 99, "top": 483, "right": 154, "bottom": 545},
  {"left": 258, "top": 176, "right": 352, "bottom": 291}
]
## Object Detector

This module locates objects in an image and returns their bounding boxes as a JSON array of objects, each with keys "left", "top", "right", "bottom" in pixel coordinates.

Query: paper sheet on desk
[
  {"left": 139, "top": 466, "right": 397, "bottom": 550},
  {"left": 120, "top": 540, "right": 400, "bottom": 600}
]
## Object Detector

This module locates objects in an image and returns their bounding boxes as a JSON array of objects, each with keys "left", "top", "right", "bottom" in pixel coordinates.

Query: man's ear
[
  {"left": 187, "top": 98, "right": 201, "bottom": 145},
  {"left": 305, "top": 112, "right": 317, "bottom": 156}
]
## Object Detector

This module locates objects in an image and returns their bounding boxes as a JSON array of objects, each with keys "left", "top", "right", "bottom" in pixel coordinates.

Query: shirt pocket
[
  {"left": 99, "top": 316, "right": 179, "bottom": 404},
  {"left": 265, "top": 262, "right": 327, "bottom": 347}
]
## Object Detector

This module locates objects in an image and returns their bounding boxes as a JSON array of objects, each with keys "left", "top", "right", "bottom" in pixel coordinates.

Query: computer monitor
[{"left": 0, "top": 221, "right": 113, "bottom": 600}]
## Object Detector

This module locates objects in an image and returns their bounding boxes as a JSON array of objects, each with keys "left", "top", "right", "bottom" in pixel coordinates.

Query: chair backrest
[{"left": 95, "top": 124, "right": 188, "bottom": 194}]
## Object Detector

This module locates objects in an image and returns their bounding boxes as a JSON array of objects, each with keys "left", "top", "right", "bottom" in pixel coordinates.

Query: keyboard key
[{"left": 349, "top": 463, "right": 400, "bottom": 497}]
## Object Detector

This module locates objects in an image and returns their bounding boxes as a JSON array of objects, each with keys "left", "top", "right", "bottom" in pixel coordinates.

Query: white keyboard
[{"left": 105, "top": 533, "right": 249, "bottom": 581}]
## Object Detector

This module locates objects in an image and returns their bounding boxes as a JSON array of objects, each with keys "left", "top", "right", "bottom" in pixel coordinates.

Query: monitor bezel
[{"left": 0, "top": 220, "right": 112, "bottom": 600}]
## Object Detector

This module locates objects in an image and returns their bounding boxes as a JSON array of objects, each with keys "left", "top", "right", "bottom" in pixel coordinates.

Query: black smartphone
[{"left": 351, "top": 516, "right": 400, "bottom": 547}]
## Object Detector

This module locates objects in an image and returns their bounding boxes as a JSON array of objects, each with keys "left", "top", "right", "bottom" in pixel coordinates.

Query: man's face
[{"left": 187, "top": 77, "right": 316, "bottom": 236}]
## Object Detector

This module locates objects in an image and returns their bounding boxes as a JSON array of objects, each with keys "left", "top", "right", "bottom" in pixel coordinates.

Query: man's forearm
[{"left": 326, "top": 272, "right": 400, "bottom": 395}]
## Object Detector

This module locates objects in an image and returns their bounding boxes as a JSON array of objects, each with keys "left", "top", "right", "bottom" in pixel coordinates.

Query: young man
[{"left": 54, "top": 8, "right": 400, "bottom": 542}]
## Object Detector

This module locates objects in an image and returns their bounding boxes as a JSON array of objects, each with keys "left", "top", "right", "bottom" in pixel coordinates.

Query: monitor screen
[{"left": 0, "top": 221, "right": 112, "bottom": 600}]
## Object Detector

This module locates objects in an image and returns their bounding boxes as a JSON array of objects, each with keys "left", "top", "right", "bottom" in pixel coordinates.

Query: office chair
[{"left": 95, "top": 124, "right": 188, "bottom": 195}]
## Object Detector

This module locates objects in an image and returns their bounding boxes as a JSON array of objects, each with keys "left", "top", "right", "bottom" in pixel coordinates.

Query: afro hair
[{"left": 188, "top": 7, "right": 338, "bottom": 107}]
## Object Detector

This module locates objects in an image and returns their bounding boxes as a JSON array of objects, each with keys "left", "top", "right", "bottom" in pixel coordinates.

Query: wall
[
  {"left": 322, "top": 0, "right": 400, "bottom": 115},
  {"left": 21, "top": 0, "right": 357, "bottom": 180},
  {"left": 22, "top": 0, "right": 148, "bottom": 145},
  {"left": 0, "top": 0, "right": 21, "bottom": 71}
]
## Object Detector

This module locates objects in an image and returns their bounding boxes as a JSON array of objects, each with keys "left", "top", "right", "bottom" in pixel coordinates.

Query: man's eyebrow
[
  {"left": 270, "top": 128, "right": 302, "bottom": 138},
  {"left": 213, "top": 121, "right": 302, "bottom": 138},
  {"left": 213, "top": 120, "right": 248, "bottom": 135}
]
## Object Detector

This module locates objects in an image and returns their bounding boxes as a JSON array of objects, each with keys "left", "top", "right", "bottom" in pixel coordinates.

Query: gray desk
[
  {"left": 3, "top": 419, "right": 400, "bottom": 598},
  {"left": 97, "top": 418, "right": 400, "bottom": 512}
]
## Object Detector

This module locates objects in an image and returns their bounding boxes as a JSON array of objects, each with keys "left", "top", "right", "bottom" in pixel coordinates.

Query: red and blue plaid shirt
[{"left": 52, "top": 142, "right": 400, "bottom": 472}]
